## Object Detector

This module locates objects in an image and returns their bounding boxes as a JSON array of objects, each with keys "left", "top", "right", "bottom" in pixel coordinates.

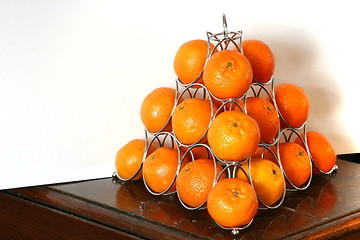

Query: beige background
[{"left": 1, "top": 0, "right": 359, "bottom": 189}]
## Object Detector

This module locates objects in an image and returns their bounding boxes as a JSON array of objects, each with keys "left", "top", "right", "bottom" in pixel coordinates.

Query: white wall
[{"left": 1, "top": 0, "right": 359, "bottom": 189}]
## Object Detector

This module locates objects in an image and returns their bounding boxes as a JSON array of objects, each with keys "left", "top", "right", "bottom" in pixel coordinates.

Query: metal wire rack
[{"left": 113, "top": 14, "right": 338, "bottom": 236}]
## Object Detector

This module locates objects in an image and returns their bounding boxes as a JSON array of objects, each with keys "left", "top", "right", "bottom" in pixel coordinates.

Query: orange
[
  {"left": 115, "top": 139, "right": 156, "bottom": 181},
  {"left": 203, "top": 50, "right": 253, "bottom": 99},
  {"left": 278, "top": 142, "right": 311, "bottom": 187},
  {"left": 172, "top": 98, "right": 212, "bottom": 145},
  {"left": 143, "top": 147, "right": 179, "bottom": 193},
  {"left": 207, "top": 178, "right": 258, "bottom": 228},
  {"left": 242, "top": 39, "right": 275, "bottom": 83},
  {"left": 273, "top": 83, "right": 310, "bottom": 128},
  {"left": 294, "top": 131, "right": 337, "bottom": 174},
  {"left": 174, "top": 39, "right": 215, "bottom": 85},
  {"left": 207, "top": 110, "right": 260, "bottom": 162},
  {"left": 140, "top": 87, "right": 177, "bottom": 133},
  {"left": 236, "top": 158, "right": 285, "bottom": 206},
  {"left": 176, "top": 158, "right": 224, "bottom": 208},
  {"left": 241, "top": 97, "right": 280, "bottom": 143}
]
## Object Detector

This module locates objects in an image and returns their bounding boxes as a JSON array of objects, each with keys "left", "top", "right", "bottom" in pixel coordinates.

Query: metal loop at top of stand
[
  {"left": 207, "top": 14, "right": 242, "bottom": 52},
  {"left": 222, "top": 13, "right": 228, "bottom": 38}
]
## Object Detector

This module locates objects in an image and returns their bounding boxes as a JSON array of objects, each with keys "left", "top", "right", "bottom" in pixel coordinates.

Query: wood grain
[
  {"left": 2, "top": 159, "right": 360, "bottom": 239},
  {"left": 0, "top": 193, "right": 141, "bottom": 240}
]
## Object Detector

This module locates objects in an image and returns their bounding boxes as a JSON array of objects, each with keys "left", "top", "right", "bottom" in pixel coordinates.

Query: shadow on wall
[{"left": 264, "top": 28, "right": 355, "bottom": 154}]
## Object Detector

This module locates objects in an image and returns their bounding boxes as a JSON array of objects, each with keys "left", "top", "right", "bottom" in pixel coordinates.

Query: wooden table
[{"left": 1, "top": 159, "right": 360, "bottom": 239}]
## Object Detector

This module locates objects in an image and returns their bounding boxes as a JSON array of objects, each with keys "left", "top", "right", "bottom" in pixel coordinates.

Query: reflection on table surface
[{"left": 48, "top": 159, "right": 359, "bottom": 240}]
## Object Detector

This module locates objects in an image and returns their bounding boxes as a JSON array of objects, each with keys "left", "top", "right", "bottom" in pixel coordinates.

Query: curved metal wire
[
  {"left": 141, "top": 131, "right": 179, "bottom": 196},
  {"left": 112, "top": 14, "right": 337, "bottom": 236},
  {"left": 175, "top": 143, "right": 222, "bottom": 211}
]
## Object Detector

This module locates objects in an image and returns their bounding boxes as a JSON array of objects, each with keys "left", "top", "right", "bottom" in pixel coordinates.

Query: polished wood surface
[
  {"left": 0, "top": 193, "right": 141, "bottom": 240},
  {"left": 2, "top": 159, "right": 360, "bottom": 239}
]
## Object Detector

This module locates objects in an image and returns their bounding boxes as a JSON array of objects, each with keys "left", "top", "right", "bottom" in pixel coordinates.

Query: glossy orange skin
[
  {"left": 115, "top": 139, "right": 156, "bottom": 181},
  {"left": 278, "top": 142, "right": 311, "bottom": 187},
  {"left": 143, "top": 147, "right": 179, "bottom": 193},
  {"left": 172, "top": 98, "right": 212, "bottom": 145},
  {"left": 241, "top": 97, "right": 280, "bottom": 144},
  {"left": 207, "top": 178, "right": 258, "bottom": 228},
  {"left": 140, "top": 87, "right": 177, "bottom": 133},
  {"left": 294, "top": 131, "right": 337, "bottom": 174},
  {"left": 174, "top": 39, "right": 215, "bottom": 85},
  {"left": 203, "top": 50, "right": 253, "bottom": 99},
  {"left": 242, "top": 39, "right": 275, "bottom": 83},
  {"left": 237, "top": 158, "right": 285, "bottom": 206},
  {"left": 176, "top": 158, "right": 224, "bottom": 208},
  {"left": 273, "top": 83, "right": 310, "bottom": 129},
  {"left": 208, "top": 110, "right": 260, "bottom": 162}
]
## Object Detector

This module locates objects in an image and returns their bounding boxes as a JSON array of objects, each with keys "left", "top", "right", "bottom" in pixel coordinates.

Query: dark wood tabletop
[{"left": 1, "top": 158, "right": 360, "bottom": 239}]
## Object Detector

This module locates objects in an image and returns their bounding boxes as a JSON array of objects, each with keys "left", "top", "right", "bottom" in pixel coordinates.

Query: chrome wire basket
[{"left": 113, "top": 14, "right": 338, "bottom": 235}]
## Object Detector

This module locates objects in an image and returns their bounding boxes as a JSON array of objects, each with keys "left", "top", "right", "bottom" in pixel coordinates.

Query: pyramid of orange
[{"left": 113, "top": 17, "right": 338, "bottom": 234}]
